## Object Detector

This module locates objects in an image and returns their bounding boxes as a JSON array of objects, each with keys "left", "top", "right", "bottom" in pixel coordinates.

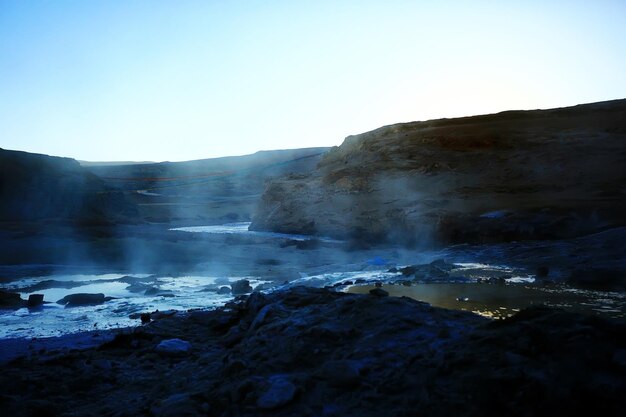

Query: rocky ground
[{"left": 1, "top": 286, "right": 625, "bottom": 417}]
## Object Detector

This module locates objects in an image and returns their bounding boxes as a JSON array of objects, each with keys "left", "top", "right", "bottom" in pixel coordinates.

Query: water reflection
[{"left": 347, "top": 283, "right": 626, "bottom": 320}]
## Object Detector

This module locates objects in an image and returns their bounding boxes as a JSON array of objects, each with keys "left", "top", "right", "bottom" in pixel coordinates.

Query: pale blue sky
[{"left": 1, "top": 0, "right": 625, "bottom": 162}]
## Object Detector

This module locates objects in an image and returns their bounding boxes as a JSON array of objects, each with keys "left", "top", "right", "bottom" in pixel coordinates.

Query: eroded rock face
[{"left": 251, "top": 99, "right": 626, "bottom": 245}]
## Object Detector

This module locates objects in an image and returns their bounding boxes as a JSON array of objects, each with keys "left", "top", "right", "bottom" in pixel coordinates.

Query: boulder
[
  {"left": 56, "top": 293, "right": 107, "bottom": 307},
  {"left": 27, "top": 294, "right": 44, "bottom": 308},
  {"left": 156, "top": 339, "right": 192, "bottom": 356},
  {"left": 369, "top": 288, "right": 389, "bottom": 297},
  {"left": 256, "top": 375, "right": 297, "bottom": 410},
  {"left": 231, "top": 279, "right": 253, "bottom": 295}
]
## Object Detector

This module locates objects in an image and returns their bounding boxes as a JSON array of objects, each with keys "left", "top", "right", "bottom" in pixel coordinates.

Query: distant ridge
[{"left": 79, "top": 160, "right": 156, "bottom": 167}]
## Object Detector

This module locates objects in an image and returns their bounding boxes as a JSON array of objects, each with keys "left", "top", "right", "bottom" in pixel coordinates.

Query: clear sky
[{"left": 1, "top": 1, "right": 625, "bottom": 162}]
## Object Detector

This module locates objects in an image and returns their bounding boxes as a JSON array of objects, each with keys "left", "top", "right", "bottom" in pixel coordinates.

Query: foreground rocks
[{"left": 0, "top": 286, "right": 624, "bottom": 416}]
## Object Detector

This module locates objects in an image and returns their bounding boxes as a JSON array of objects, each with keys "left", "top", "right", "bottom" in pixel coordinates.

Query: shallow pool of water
[
  {"left": 170, "top": 222, "right": 341, "bottom": 242},
  {"left": 347, "top": 283, "right": 626, "bottom": 320}
]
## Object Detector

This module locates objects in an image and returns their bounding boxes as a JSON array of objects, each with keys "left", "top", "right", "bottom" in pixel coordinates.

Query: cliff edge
[{"left": 251, "top": 99, "right": 626, "bottom": 245}]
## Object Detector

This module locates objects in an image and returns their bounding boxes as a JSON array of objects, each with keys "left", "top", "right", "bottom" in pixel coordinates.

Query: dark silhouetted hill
[{"left": 0, "top": 149, "right": 137, "bottom": 223}]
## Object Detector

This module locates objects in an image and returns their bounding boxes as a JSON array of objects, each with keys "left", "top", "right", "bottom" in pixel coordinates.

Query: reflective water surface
[{"left": 347, "top": 283, "right": 626, "bottom": 320}]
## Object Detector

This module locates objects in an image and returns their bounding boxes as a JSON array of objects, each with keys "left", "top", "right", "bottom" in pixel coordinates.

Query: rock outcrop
[{"left": 251, "top": 99, "right": 626, "bottom": 245}]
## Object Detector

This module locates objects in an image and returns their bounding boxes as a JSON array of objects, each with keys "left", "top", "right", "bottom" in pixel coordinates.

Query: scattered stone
[
  {"left": 27, "top": 294, "right": 44, "bottom": 308},
  {"left": 369, "top": 288, "right": 388, "bottom": 297},
  {"left": 318, "top": 360, "right": 364, "bottom": 387},
  {"left": 256, "top": 375, "right": 297, "bottom": 410},
  {"left": 217, "top": 286, "right": 231, "bottom": 295},
  {"left": 151, "top": 310, "right": 178, "bottom": 320},
  {"left": 152, "top": 393, "right": 198, "bottom": 417},
  {"left": 156, "top": 339, "right": 192, "bottom": 356},
  {"left": 231, "top": 279, "right": 253, "bottom": 295},
  {"left": 140, "top": 313, "right": 151, "bottom": 324},
  {"left": 56, "top": 293, "right": 106, "bottom": 307},
  {"left": 535, "top": 266, "right": 550, "bottom": 278}
]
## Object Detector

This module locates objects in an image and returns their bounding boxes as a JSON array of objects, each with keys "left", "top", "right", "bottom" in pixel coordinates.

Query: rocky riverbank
[{"left": 1, "top": 286, "right": 625, "bottom": 416}]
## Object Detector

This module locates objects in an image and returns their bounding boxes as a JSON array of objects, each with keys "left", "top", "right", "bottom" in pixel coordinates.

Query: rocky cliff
[
  {"left": 0, "top": 149, "right": 137, "bottom": 223},
  {"left": 251, "top": 99, "right": 626, "bottom": 245}
]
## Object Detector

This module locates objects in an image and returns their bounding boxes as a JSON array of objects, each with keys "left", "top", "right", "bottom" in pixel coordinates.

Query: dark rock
[
  {"left": 256, "top": 375, "right": 297, "bottom": 410},
  {"left": 0, "top": 290, "right": 24, "bottom": 309},
  {"left": 56, "top": 293, "right": 106, "bottom": 307},
  {"left": 387, "top": 267, "right": 398, "bottom": 273},
  {"left": 400, "top": 266, "right": 418, "bottom": 276},
  {"left": 318, "top": 360, "right": 364, "bottom": 387},
  {"left": 369, "top": 288, "right": 389, "bottom": 297},
  {"left": 27, "top": 294, "right": 44, "bottom": 308},
  {"left": 430, "top": 259, "right": 455, "bottom": 271},
  {"left": 156, "top": 339, "right": 192, "bottom": 356},
  {"left": 535, "top": 266, "right": 550, "bottom": 278},
  {"left": 279, "top": 239, "right": 298, "bottom": 248},
  {"left": 217, "top": 286, "right": 231, "bottom": 295},
  {"left": 151, "top": 310, "right": 177, "bottom": 320},
  {"left": 140, "top": 313, "right": 151, "bottom": 324},
  {"left": 152, "top": 393, "right": 198, "bottom": 417},
  {"left": 295, "top": 239, "right": 321, "bottom": 250},
  {"left": 257, "top": 258, "right": 281, "bottom": 266},
  {"left": 231, "top": 279, "right": 253, "bottom": 295}
]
